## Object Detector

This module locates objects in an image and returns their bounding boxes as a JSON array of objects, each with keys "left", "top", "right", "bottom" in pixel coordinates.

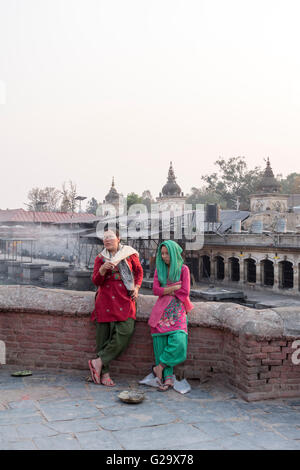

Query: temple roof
[
  {"left": 161, "top": 162, "right": 182, "bottom": 197},
  {"left": 105, "top": 177, "right": 121, "bottom": 203},
  {"left": 256, "top": 158, "right": 281, "bottom": 193}
]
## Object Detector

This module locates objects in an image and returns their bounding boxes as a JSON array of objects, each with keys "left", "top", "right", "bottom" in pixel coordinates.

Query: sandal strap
[{"left": 101, "top": 374, "right": 115, "bottom": 386}]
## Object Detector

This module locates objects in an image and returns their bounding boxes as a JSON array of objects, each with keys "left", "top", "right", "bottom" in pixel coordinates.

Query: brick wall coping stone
[{"left": 1, "top": 285, "right": 300, "bottom": 340}]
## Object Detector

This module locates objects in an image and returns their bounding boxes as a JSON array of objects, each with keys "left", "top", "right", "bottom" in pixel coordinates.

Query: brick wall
[{"left": 0, "top": 286, "right": 300, "bottom": 401}]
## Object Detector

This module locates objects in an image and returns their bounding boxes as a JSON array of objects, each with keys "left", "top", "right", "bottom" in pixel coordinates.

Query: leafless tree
[{"left": 27, "top": 187, "right": 61, "bottom": 211}]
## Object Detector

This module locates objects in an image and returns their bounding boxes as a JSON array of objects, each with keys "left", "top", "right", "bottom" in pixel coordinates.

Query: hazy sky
[{"left": 1, "top": 0, "right": 300, "bottom": 210}]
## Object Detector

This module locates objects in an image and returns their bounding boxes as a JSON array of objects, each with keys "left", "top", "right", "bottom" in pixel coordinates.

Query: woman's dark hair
[{"left": 103, "top": 226, "right": 120, "bottom": 239}]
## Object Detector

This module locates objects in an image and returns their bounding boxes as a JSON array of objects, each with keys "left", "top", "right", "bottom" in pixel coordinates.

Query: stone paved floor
[{"left": 0, "top": 366, "right": 299, "bottom": 450}]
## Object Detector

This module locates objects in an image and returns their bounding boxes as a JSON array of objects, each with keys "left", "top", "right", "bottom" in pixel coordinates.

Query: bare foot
[{"left": 152, "top": 363, "right": 164, "bottom": 382}]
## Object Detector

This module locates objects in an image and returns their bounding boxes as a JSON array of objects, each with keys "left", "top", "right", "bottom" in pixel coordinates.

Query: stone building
[
  {"left": 192, "top": 159, "right": 300, "bottom": 296},
  {"left": 246, "top": 157, "right": 291, "bottom": 232}
]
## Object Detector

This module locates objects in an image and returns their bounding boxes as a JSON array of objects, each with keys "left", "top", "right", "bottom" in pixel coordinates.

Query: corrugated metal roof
[
  {"left": 212, "top": 210, "right": 250, "bottom": 233},
  {"left": 0, "top": 209, "right": 97, "bottom": 224}
]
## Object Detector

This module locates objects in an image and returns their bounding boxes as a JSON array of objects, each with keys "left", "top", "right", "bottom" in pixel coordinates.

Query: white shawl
[{"left": 100, "top": 243, "right": 139, "bottom": 266}]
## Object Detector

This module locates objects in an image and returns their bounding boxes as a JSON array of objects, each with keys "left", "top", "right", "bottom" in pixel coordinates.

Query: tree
[
  {"left": 86, "top": 197, "right": 99, "bottom": 215},
  {"left": 42, "top": 187, "right": 62, "bottom": 211},
  {"left": 60, "top": 180, "right": 78, "bottom": 213},
  {"left": 60, "top": 183, "right": 71, "bottom": 212},
  {"left": 26, "top": 181, "right": 80, "bottom": 213},
  {"left": 201, "top": 157, "right": 262, "bottom": 210},
  {"left": 26, "top": 188, "right": 44, "bottom": 211},
  {"left": 186, "top": 186, "right": 224, "bottom": 209},
  {"left": 279, "top": 173, "right": 300, "bottom": 194},
  {"left": 27, "top": 187, "right": 61, "bottom": 211},
  {"left": 126, "top": 192, "right": 143, "bottom": 211}
]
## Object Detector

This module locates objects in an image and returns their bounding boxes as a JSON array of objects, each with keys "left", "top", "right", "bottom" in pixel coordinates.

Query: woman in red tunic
[{"left": 88, "top": 229, "right": 143, "bottom": 386}]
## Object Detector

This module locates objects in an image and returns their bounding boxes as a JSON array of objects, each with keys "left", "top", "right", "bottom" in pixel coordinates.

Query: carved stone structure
[{"left": 195, "top": 233, "right": 300, "bottom": 295}]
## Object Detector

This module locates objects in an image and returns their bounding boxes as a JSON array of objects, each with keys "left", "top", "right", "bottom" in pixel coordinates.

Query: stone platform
[{"left": 0, "top": 367, "right": 299, "bottom": 450}]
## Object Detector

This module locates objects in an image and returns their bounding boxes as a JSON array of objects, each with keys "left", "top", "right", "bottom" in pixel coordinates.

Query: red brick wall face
[
  {"left": 0, "top": 312, "right": 96, "bottom": 370},
  {"left": 1, "top": 310, "right": 300, "bottom": 402}
]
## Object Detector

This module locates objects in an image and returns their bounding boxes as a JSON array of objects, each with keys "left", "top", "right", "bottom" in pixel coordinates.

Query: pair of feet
[
  {"left": 88, "top": 358, "right": 115, "bottom": 387},
  {"left": 152, "top": 364, "right": 174, "bottom": 391}
]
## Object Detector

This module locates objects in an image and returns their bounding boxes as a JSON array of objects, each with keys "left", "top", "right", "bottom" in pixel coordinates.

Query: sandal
[
  {"left": 101, "top": 373, "right": 116, "bottom": 387},
  {"left": 88, "top": 360, "right": 101, "bottom": 385},
  {"left": 157, "top": 383, "right": 172, "bottom": 392},
  {"left": 157, "top": 377, "right": 174, "bottom": 392}
]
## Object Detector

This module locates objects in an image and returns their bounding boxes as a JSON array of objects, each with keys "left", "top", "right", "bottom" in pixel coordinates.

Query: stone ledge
[
  {"left": 1, "top": 285, "right": 300, "bottom": 401},
  {"left": 0, "top": 285, "right": 299, "bottom": 339},
  {"left": 0, "top": 285, "right": 94, "bottom": 317}
]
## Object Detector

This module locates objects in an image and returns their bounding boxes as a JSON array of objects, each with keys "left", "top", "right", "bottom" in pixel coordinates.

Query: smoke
[{"left": 1, "top": 225, "right": 102, "bottom": 269}]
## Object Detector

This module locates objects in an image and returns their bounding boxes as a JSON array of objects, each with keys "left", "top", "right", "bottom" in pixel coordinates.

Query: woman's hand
[
  {"left": 130, "top": 285, "right": 140, "bottom": 300},
  {"left": 170, "top": 283, "right": 182, "bottom": 295},
  {"left": 163, "top": 283, "right": 182, "bottom": 296},
  {"left": 99, "top": 261, "right": 115, "bottom": 276},
  {"left": 172, "top": 284, "right": 182, "bottom": 292}
]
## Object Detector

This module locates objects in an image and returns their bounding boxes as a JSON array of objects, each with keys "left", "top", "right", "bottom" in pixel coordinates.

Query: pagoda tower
[
  {"left": 156, "top": 162, "right": 187, "bottom": 211},
  {"left": 250, "top": 158, "right": 288, "bottom": 213},
  {"left": 99, "top": 177, "right": 125, "bottom": 216}
]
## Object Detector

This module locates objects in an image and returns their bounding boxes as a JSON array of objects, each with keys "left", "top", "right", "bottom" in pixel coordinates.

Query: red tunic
[{"left": 91, "top": 253, "right": 143, "bottom": 323}]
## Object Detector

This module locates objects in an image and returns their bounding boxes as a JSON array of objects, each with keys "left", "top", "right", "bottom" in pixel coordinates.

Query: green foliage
[
  {"left": 126, "top": 192, "right": 143, "bottom": 210},
  {"left": 279, "top": 173, "right": 300, "bottom": 194},
  {"left": 199, "top": 157, "right": 262, "bottom": 210},
  {"left": 86, "top": 197, "right": 99, "bottom": 215},
  {"left": 126, "top": 190, "right": 154, "bottom": 212},
  {"left": 186, "top": 186, "right": 225, "bottom": 209}
]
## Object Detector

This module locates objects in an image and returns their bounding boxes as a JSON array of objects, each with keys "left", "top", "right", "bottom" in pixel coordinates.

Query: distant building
[
  {"left": 0, "top": 208, "right": 97, "bottom": 227},
  {"left": 245, "top": 158, "right": 300, "bottom": 233},
  {"left": 192, "top": 159, "right": 300, "bottom": 296},
  {"left": 156, "top": 162, "right": 187, "bottom": 212},
  {"left": 251, "top": 157, "right": 287, "bottom": 210},
  {"left": 98, "top": 177, "right": 125, "bottom": 217}
]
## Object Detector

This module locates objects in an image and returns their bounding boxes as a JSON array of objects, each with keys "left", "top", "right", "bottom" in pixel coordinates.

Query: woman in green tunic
[{"left": 149, "top": 240, "right": 193, "bottom": 391}]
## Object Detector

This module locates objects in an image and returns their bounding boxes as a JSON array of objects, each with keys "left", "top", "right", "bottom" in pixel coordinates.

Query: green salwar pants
[
  {"left": 152, "top": 330, "right": 188, "bottom": 381},
  {"left": 96, "top": 318, "right": 135, "bottom": 374}
]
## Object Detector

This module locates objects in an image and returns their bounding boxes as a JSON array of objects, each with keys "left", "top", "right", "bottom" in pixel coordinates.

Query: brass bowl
[{"left": 118, "top": 390, "right": 145, "bottom": 404}]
